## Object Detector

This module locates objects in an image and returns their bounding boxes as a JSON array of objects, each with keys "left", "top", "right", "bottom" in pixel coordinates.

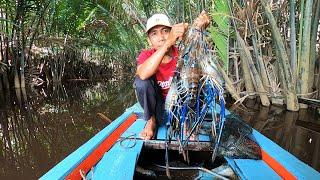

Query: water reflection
[
  {"left": 1, "top": 81, "right": 319, "bottom": 179},
  {"left": 0, "top": 78, "right": 136, "bottom": 179},
  {"left": 231, "top": 99, "right": 320, "bottom": 172}
]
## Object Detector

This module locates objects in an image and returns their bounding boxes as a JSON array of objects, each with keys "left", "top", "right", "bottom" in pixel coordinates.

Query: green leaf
[
  {"left": 76, "top": 7, "right": 97, "bottom": 31},
  {"left": 209, "top": 0, "right": 230, "bottom": 70},
  {"left": 209, "top": 27, "right": 228, "bottom": 67}
]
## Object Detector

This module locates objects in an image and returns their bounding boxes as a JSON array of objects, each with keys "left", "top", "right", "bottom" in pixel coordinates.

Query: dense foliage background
[{"left": 0, "top": 0, "right": 319, "bottom": 109}]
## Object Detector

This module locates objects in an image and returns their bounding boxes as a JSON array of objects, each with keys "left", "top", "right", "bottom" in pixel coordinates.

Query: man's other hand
[
  {"left": 194, "top": 11, "right": 210, "bottom": 30},
  {"left": 164, "top": 23, "right": 189, "bottom": 48}
]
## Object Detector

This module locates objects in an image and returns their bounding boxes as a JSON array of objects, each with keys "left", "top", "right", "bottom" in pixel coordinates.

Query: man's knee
[{"left": 134, "top": 76, "right": 153, "bottom": 92}]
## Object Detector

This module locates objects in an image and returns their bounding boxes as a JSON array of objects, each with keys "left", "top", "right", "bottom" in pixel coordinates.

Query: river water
[{"left": 0, "top": 78, "right": 319, "bottom": 179}]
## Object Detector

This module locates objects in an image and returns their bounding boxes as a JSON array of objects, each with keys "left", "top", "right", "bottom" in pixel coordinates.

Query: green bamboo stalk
[
  {"left": 298, "top": 0, "right": 313, "bottom": 101},
  {"left": 260, "top": 0, "right": 299, "bottom": 111},
  {"left": 13, "top": 27, "right": 21, "bottom": 88},
  {"left": 20, "top": 1, "right": 26, "bottom": 88},
  {"left": 309, "top": 0, "right": 320, "bottom": 91},
  {"left": 237, "top": 32, "right": 270, "bottom": 106},
  {"left": 188, "top": 0, "right": 192, "bottom": 24},
  {"left": 0, "top": 20, "right": 5, "bottom": 64},
  {"left": 177, "top": 0, "right": 181, "bottom": 22},
  {"left": 297, "top": 0, "right": 305, "bottom": 76},
  {"left": 289, "top": 0, "right": 297, "bottom": 82},
  {"left": 2, "top": 2, "right": 10, "bottom": 90},
  {"left": 182, "top": 0, "right": 185, "bottom": 22},
  {"left": 201, "top": 0, "right": 205, "bottom": 11}
]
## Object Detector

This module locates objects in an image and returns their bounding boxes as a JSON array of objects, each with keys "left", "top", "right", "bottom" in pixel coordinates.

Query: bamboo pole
[
  {"left": 250, "top": 24, "right": 270, "bottom": 91},
  {"left": 298, "top": 0, "right": 313, "bottom": 107},
  {"left": 20, "top": 1, "right": 26, "bottom": 88},
  {"left": 227, "top": 1, "right": 254, "bottom": 99},
  {"left": 233, "top": 55, "right": 240, "bottom": 92},
  {"left": 297, "top": 0, "right": 305, "bottom": 75},
  {"left": 266, "top": 60, "right": 283, "bottom": 105},
  {"left": 309, "top": 0, "right": 320, "bottom": 92},
  {"left": 236, "top": 32, "right": 270, "bottom": 106},
  {"left": 238, "top": 40, "right": 255, "bottom": 98},
  {"left": 2, "top": 2, "right": 10, "bottom": 90},
  {"left": 260, "top": 0, "right": 299, "bottom": 111},
  {"left": 276, "top": 47, "right": 287, "bottom": 93},
  {"left": 0, "top": 15, "right": 4, "bottom": 63},
  {"left": 289, "top": 0, "right": 297, "bottom": 83},
  {"left": 0, "top": 28, "right": 5, "bottom": 94}
]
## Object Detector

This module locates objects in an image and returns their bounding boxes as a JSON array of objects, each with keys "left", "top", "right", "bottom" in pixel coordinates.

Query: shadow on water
[
  {"left": 230, "top": 99, "right": 320, "bottom": 172},
  {"left": 0, "top": 78, "right": 136, "bottom": 179}
]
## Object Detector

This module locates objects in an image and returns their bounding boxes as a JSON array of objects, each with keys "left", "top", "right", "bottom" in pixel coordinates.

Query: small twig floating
[{"left": 97, "top": 113, "right": 112, "bottom": 123}]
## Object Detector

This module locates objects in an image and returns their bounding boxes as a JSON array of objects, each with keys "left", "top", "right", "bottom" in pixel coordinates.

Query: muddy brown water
[{"left": 0, "top": 80, "right": 319, "bottom": 179}]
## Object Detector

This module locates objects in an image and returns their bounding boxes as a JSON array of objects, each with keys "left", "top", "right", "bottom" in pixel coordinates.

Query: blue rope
[{"left": 179, "top": 104, "right": 188, "bottom": 140}]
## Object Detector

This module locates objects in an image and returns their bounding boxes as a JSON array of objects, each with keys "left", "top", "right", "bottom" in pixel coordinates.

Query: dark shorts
[{"left": 134, "top": 76, "right": 164, "bottom": 125}]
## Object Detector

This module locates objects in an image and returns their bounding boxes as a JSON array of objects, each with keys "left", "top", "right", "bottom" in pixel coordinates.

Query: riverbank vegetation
[{"left": 0, "top": 0, "right": 319, "bottom": 111}]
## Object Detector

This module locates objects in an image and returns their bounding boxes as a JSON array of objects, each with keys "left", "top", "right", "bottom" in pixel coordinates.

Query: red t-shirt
[{"left": 137, "top": 46, "right": 178, "bottom": 98}]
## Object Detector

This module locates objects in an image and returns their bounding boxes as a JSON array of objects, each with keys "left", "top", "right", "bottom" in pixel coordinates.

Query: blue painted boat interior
[
  {"left": 40, "top": 104, "right": 143, "bottom": 180},
  {"left": 41, "top": 103, "right": 320, "bottom": 180}
]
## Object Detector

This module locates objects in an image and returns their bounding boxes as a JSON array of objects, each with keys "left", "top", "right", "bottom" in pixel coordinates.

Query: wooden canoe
[{"left": 40, "top": 103, "right": 320, "bottom": 180}]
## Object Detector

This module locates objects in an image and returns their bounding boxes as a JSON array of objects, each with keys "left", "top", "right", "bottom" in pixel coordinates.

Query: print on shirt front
[
  {"left": 158, "top": 77, "right": 173, "bottom": 90},
  {"left": 137, "top": 47, "right": 178, "bottom": 98}
]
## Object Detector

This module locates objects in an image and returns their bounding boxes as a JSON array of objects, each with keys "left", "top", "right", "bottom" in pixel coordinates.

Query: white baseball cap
[{"left": 146, "top": 13, "right": 172, "bottom": 33}]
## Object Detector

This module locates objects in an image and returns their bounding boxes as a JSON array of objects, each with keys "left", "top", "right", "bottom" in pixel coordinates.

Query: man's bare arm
[{"left": 136, "top": 43, "right": 171, "bottom": 80}]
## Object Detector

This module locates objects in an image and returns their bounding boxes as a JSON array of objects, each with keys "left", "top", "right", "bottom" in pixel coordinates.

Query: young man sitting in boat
[{"left": 135, "top": 12, "right": 210, "bottom": 140}]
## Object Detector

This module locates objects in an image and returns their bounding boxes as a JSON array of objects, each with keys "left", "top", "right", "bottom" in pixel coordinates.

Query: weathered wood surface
[{"left": 143, "top": 140, "right": 212, "bottom": 151}]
